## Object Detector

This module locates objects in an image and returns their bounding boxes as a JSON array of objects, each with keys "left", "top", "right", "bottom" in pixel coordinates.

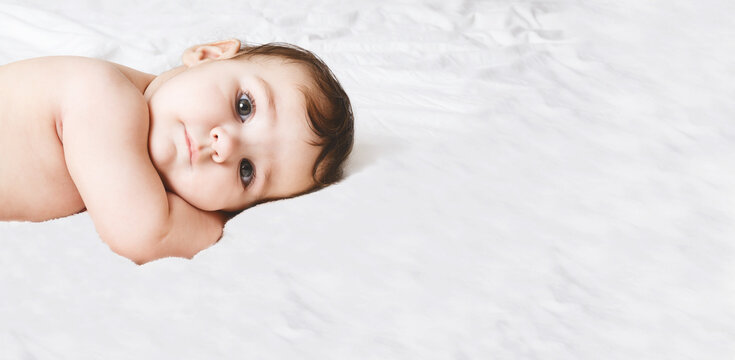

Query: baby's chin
[
  {"left": 173, "top": 188, "right": 218, "bottom": 211},
  {"left": 157, "top": 177, "right": 213, "bottom": 211}
]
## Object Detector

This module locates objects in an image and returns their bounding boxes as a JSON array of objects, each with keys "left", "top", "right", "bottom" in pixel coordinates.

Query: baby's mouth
[{"left": 184, "top": 127, "right": 197, "bottom": 164}]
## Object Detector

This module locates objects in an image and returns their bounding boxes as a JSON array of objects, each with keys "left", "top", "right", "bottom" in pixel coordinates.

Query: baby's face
[{"left": 146, "top": 55, "right": 321, "bottom": 211}]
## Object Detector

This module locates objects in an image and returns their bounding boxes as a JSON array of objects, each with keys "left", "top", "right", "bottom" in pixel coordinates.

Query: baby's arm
[{"left": 60, "top": 58, "right": 223, "bottom": 264}]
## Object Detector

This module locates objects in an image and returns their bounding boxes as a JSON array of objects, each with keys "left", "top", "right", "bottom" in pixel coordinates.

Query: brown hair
[{"left": 235, "top": 42, "right": 354, "bottom": 189}]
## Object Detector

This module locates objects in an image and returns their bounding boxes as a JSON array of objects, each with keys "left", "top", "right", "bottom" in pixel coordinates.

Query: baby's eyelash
[
  {"left": 244, "top": 89, "right": 256, "bottom": 112},
  {"left": 235, "top": 89, "right": 257, "bottom": 123}
]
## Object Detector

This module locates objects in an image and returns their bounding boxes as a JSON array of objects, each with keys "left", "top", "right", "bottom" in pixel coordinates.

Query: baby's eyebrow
[
  {"left": 255, "top": 76, "right": 276, "bottom": 198},
  {"left": 256, "top": 75, "right": 277, "bottom": 124},
  {"left": 264, "top": 165, "right": 272, "bottom": 196}
]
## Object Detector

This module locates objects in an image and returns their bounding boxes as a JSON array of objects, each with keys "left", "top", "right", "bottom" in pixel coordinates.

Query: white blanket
[{"left": 1, "top": 0, "right": 734, "bottom": 358}]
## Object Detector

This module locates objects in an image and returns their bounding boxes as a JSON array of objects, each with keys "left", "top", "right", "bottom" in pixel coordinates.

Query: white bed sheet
[{"left": 1, "top": 0, "right": 734, "bottom": 358}]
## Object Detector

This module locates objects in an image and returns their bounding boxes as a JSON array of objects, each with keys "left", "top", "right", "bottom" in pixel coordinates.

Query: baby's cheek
[
  {"left": 148, "top": 129, "right": 175, "bottom": 170},
  {"left": 185, "top": 171, "right": 231, "bottom": 211}
]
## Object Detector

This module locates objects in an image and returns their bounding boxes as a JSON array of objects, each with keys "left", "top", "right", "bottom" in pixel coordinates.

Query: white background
[{"left": 1, "top": 0, "right": 734, "bottom": 358}]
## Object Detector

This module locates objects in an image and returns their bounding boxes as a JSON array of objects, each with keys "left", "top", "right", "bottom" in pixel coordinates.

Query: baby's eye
[
  {"left": 240, "top": 159, "right": 254, "bottom": 187},
  {"left": 236, "top": 91, "right": 255, "bottom": 122}
]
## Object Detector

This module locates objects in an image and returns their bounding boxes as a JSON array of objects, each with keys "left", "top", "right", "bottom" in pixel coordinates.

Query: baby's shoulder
[
  {"left": 48, "top": 56, "right": 153, "bottom": 95},
  {"left": 53, "top": 56, "right": 148, "bottom": 97},
  {"left": 58, "top": 57, "right": 150, "bottom": 136}
]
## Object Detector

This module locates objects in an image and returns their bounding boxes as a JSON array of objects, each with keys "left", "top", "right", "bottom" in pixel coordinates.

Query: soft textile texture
[{"left": 1, "top": 0, "right": 733, "bottom": 358}]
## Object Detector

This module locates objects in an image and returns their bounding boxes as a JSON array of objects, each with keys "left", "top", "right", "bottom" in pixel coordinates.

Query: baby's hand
[
  {"left": 102, "top": 191, "right": 225, "bottom": 265},
  {"left": 152, "top": 192, "right": 227, "bottom": 262},
  {"left": 99, "top": 191, "right": 226, "bottom": 265}
]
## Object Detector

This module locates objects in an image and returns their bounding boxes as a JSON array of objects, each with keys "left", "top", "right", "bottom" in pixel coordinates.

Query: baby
[{"left": 0, "top": 39, "right": 354, "bottom": 264}]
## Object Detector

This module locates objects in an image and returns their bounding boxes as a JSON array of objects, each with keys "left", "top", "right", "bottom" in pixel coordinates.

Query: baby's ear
[{"left": 182, "top": 39, "right": 241, "bottom": 67}]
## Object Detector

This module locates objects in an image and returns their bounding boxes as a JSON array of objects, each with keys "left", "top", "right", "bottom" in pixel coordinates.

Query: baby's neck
[
  {"left": 108, "top": 62, "right": 156, "bottom": 96},
  {"left": 143, "top": 65, "right": 187, "bottom": 101}
]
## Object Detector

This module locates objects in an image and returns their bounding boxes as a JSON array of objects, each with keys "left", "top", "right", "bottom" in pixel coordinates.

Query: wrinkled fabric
[{"left": 0, "top": 0, "right": 733, "bottom": 358}]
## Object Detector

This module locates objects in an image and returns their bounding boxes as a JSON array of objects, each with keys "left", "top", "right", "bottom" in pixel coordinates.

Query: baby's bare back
[{"left": 0, "top": 58, "right": 85, "bottom": 220}]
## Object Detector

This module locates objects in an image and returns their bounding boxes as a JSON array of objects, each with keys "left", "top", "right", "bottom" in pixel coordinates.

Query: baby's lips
[{"left": 184, "top": 127, "right": 197, "bottom": 164}]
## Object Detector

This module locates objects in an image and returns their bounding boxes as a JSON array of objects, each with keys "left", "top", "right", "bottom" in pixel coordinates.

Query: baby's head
[{"left": 144, "top": 39, "right": 354, "bottom": 212}]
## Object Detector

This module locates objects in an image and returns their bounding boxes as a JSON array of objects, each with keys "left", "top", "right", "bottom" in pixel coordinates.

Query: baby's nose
[{"left": 209, "top": 126, "right": 236, "bottom": 163}]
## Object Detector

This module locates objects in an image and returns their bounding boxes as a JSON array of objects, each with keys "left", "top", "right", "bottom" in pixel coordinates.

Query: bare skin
[{"left": 0, "top": 39, "right": 321, "bottom": 264}]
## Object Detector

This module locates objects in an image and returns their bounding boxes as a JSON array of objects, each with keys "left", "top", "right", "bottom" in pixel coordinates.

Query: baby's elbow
[
  {"left": 101, "top": 230, "right": 167, "bottom": 265},
  {"left": 100, "top": 219, "right": 220, "bottom": 265}
]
